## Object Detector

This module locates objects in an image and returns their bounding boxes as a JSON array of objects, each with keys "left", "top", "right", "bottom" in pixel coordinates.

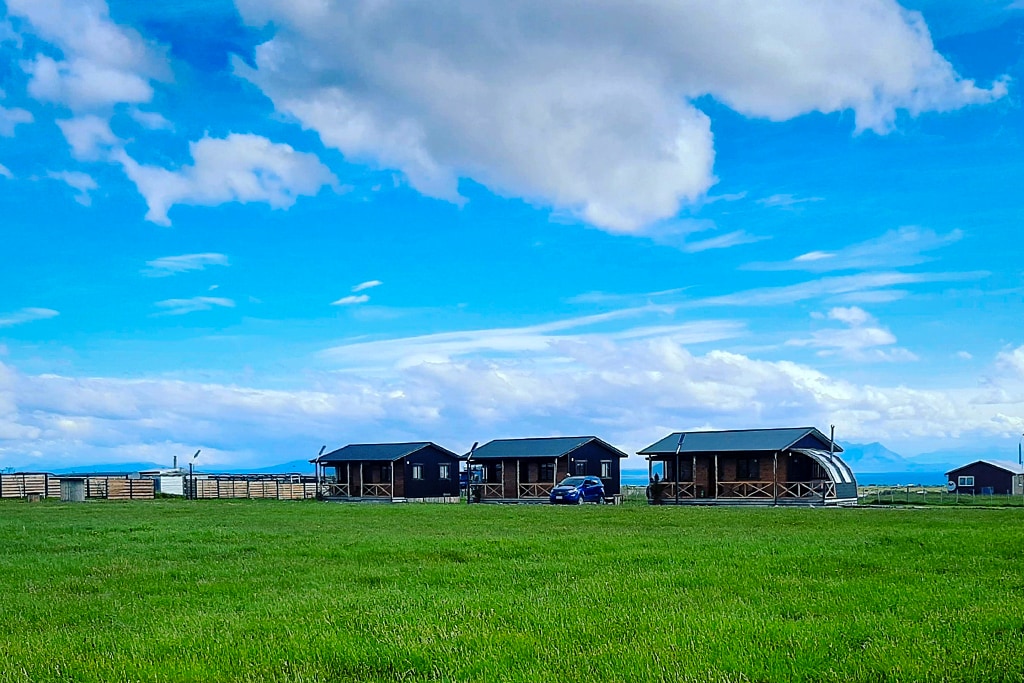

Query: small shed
[
  {"left": 946, "top": 461, "right": 1024, "bottom": 495},
  {"left": 138, "top": 468, "right": 187, "bottom": 496},
  {"left": 314, "top": 442, "right": 462, "bottom": 502},
  {"left": 638, "top": 427, "right": 858, "bottom": 506},
  {"left": 467, "top": 436, "right": 627, "bottom": 503},
  {"left": 60, "top": 478, "right": 86, "bottom": 502}
]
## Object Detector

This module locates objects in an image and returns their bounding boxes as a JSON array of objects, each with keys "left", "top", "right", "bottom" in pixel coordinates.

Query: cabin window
[
  {"left": 958, "top": 475, "right": 974, "bottom": 487},
  {"left": 411, "top": 464, "right": 424, "bottom": 480},
  {"left": 539, "top": 462, "right": 555, "bottom": 482},
  {"left": 438, "top": 463, "right": 450, "bottom": 480},
  {"left": 485, "top": 463, "right": 502, "bottom": 483},
  {"left": 574, "top": 461, "right": 586, "bottom": 475},
  {"left": 736, "top": 458, "right": 760, "bottom": 480},
  {"left": 600, "top": 461, "right": 611, "bottom": 479}
]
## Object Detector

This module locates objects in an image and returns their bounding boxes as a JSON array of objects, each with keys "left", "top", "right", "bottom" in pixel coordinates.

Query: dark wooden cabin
[
  {"left": 314, "top": 442, "right": 462, "bottom": 502},
  {"left": 467, "top": 436, "right": 627, "bottom": 503},
  {"left": 638, "top": 427, "right": 858, "bottom": 506},
  {"left": 946, "top": 460, "right": 1024, "bottom": 495}
]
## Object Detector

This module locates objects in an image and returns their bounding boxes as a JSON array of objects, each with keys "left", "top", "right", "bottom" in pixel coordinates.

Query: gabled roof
[
  {"left": 469, "top": 436, "right": 628, "bottom": 460},
  {"left": 638, "top": 427, "right": 841, "bottom": 455},
  {"left": 316, "top": 442, "right": 460, "bottom": 463},
  {"left": 946, "top": 460, "right": 1024, "bottom": 476}
]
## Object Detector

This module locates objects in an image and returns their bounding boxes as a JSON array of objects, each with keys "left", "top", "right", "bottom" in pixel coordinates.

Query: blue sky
[{"left": 1, "top": 0, "right": 1023, "bottom": 470}]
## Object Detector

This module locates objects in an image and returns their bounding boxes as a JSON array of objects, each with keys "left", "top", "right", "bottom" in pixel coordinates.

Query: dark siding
[
  {"left": 947, "top": 463, "right": 1015, "bottom": 495},
  {"left": 402, "top": 445, "right": 461, "bottom": 498},
  {"left": 565, "top": 441, "right": 623, "bottom": 495}
]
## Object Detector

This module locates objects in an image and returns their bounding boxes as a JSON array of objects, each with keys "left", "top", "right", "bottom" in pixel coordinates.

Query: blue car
[{"left": 549, "top": 476, "right": 605, "bottom": 504}]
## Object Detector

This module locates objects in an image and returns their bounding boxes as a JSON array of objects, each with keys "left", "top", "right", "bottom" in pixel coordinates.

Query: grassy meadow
[{"left": 1, "top": 500, "right": 1023, "bottom": 682}]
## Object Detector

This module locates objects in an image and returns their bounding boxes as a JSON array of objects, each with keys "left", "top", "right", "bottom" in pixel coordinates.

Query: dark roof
[
  {"left": 469, "top": 436, "right": 628, "bottom": 460},
  {"left": 316, "top": 442, "right": 460, "bottom": 463},
  {"left": 946, "top": 460, "right": 1024, "bottom": 476},
  {"left": 638, "top": 427, "right": 841, "bottom": 455}
]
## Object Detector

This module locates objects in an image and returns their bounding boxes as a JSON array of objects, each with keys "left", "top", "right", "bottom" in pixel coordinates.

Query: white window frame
[
  {"left": 412, "top": 464, "right": 424, "bottom": 481},
  {"left": 438, "top": 463, "right": 450, "bottom": 480},
  {"left": 958, "top": 475, "right": 974, "bottom": 487},
  {"left": 600, "top": 461, "right": 611, "bottom": 479}
]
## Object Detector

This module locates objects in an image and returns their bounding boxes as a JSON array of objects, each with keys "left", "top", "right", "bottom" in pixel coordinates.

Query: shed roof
[
  {"left": 316, "top": 442, "right": 460, "bottom": 463},
  {"left": 469, "top": 436, "right": 627, "bottom": 460},
  {"left": 638, "top": 427, "right": 840, "bottom": 455},
  {"left": 946, "top": 460, "right": 1024, "bottom": 476}
]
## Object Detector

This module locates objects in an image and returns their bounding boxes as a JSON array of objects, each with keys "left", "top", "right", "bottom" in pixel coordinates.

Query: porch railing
[
  {"left": 479, "top": 483, "right": 504, "bottom": 498},
  {"left": 323, "top": 482, "right": 351, "bottom": 497},
  {"left": 717, "top": 481, "right": 774, "bottom": 498},
  {"left": 361, "top": 483, "right": 393, "bottom": 498},
  {"left": 662, "top": 481, "right": 697, "bottom": 498},
  {"left": 518, "top": 483, "right": 553, "bottom": 498},
  {"left": 777, "top": 480, "right": 835, "bottom": 499}
]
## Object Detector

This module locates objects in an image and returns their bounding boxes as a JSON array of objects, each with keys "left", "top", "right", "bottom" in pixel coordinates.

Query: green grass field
[{"left": 2, "top": 500, "right": 1023, "bottom": 682}]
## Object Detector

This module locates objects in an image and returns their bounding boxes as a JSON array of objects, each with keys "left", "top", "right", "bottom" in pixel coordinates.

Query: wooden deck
[{"left": 652, "top": 480, "right": 849, "bottom": 506}]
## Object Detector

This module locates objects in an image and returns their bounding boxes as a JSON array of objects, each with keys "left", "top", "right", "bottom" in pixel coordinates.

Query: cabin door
[{"left": 701, "top": 458, "right": 716, "bottom": 498}]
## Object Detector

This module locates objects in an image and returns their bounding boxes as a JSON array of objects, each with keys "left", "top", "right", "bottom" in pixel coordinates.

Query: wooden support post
[
  {"left": 773, "top": 452, "right": 778, "bottom": 505},
  {"left": 516, "top": 460, "right": 521, "bottom": 499},
  {"left": 647, "top": 457, "right": 653, "bottom": 484},
  {"left": 675, "top": 453, "right": 680, "bottom": 504},
  {"left": 390, "top": 461, "right": 395, "bottom": 501},
  {"left": 359, "top": 462, "right": 363, "bottom": 498},
  {"left": 714, "top": 454, "right": 719, "bottom": 500}
]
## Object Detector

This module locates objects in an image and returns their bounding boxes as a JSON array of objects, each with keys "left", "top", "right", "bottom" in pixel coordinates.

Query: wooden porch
[
  {"left": 655, "top": 479, "right": 838, "bottom": 504},
  {"left": 320, "top": 462, "right": 404, "bottom": 501}
]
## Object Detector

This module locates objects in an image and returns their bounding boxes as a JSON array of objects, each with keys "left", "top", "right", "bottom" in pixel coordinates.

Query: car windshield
[{"left": 558, "top": 477, "right": 587, "bottom": 486}]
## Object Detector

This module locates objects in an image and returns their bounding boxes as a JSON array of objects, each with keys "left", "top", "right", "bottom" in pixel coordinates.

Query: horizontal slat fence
[
  {"left": 105, "top": 478, "right": 155, "bottom": 500},
  {"left": 189, "top": 478, "right": 316, "bottom": 500},
  {"left": 0, "top": 473, "right": 48, "bottom": 498}
]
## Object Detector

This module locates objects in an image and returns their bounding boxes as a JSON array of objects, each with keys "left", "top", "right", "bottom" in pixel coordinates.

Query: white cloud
[
  {"left": 321, "top": 309, "right": 740, "bottom": 368},
  {"left": 56, "top": 115, "right": 119, "bottom": 161},
  {"left": 143, "top": 253, "right": 230, "bottom": 277},
  {"left": 956, "top": 351, "right": 973, "bottom": 360},
  {"left": 234, "top": 0, "right": 1004, "bottom": 233},
  {"left": 352, "top": 280, "right": 383, "bottom": 293},
  {"left": 996, "top": 345, "right": 1024, "bottom": 379},
  {"left": 681, "top": 230, "right": 767, "bottom": 253},
  {"left": 0, "top": 106, "right": 33, "bottom": 136},
  {"left": 756, "top": 194, "right": 824, "bottom": 208},
  {"left": 4, "top": 337, "right": 1024, "bottom": 471},
  {"left": 748, "top": 226, "right": 964, "bottom": 272},
  {"left": 129, "top": 107, "right": 173, "bottom": 130},
  {"left": 0, "top": 308, "right": 59, "bottom": 328},
  {"left": 154, "top": 296, "right": 235, "bottom": 316},
  {"left": 115, "top": 134, "right": 338, "bottom": 225},
  {"left": 827, "top": 306, "right": 873, "bottom": 327},
  {"left": 47, "top": 170, "right": 98, "bottom": 206},
  {"left": 331, "top": 295, "right": 370, "bottom": 307},
  {"left": 8, "top": 0, "right": 166, "bottom": 112},
  {"left": 787, "top": 307, "right": 916, "bottom": 362},
  {"left": 694, "top": 270, "right": 984, "bottom": 308},
  {"left": 0, "top": 164, "right": 12, "bottom": 179}
]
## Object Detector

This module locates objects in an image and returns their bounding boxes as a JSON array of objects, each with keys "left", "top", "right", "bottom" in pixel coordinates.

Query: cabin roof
[
  {"left": 946, "top": 460, "right": 1024, "bottom": 476},
  {"left": 469, "top": 436, "right": 627, "bottom": 460},
  {"left": 638, "top": 427, "right": 840, "bottom": 455},
  {"left": 316, "top": 442, "right": 459, "bottom": 463}
]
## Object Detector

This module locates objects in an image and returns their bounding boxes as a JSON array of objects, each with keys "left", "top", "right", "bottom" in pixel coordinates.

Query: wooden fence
[
  {"left": 188, "top": 477, "right": 317, "bottom": 500},
  {"left": 0, "top": 473, "right": 49, "bottom": 498},
  {"left": 0, "top": 474, "right": 154, "bottom": 500}
]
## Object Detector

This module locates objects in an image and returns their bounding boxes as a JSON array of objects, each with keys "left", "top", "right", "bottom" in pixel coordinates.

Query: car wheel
[{"left": 576, "top": 493, "right": 584, "bottom": 505}]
